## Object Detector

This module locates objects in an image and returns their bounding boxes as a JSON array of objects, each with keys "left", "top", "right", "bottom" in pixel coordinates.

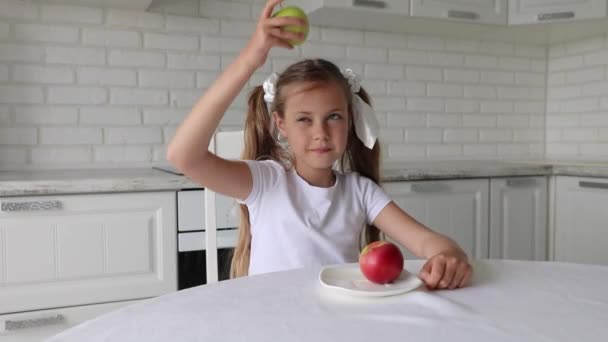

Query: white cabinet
[
  {"left": 383, "top": 179, "right": 489, "bottom": 260},
  {"left": 39, "top": 0, "right": 154, "bottom": 10},
  {"left": 508, "top": 0, "right": 607, "bottom": 25},
  {"left": 0, "top": 300, "right": 140, "bottom": 342},
  {"left": 0, "top": 191, "right": 177, "bottom": 315},
  {"left": 293, "top": 0, "right": 410, "bottom": 33},
  {"left": 554, "top": 176, "right": 608, "bottom": 265},
  {"left": 411, "top": 0, "right": 507, "bottom": 25},
  {"left": 489, "top": 177, "right": 548, "bottom": 261}
]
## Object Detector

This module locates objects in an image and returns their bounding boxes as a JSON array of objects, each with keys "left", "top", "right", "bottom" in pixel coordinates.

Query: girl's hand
[
  {"left": 242, "top": 0, "right": 307, "bottom": 69},
  {"left": 419, "top": 252, "right": 472, "bottom": 290}
]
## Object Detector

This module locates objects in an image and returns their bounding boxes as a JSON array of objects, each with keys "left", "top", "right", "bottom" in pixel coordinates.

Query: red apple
[{"left": 359, "top": 241, "right": 404, "bottom": 284}]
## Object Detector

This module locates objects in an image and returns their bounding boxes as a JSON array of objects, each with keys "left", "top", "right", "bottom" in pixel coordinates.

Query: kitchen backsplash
[
  {"left": 547, "top": 36, "right": 608, "bottom": 159},
  {"left": 2, "top": 0, "right": 597, "bottom": 170}
]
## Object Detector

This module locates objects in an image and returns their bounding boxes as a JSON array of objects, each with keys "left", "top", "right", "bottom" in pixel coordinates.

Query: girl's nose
[{"left": 313, "top": 122, "right": 329, "bottom": 140}]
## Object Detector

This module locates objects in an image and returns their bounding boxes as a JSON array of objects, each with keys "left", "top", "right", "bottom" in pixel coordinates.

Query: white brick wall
[
  {"left": 547, "top": 34, "right": 608, "bottom": 159},
  {"left": 0, "top": 0, "right": 553, "bottom": 170}
]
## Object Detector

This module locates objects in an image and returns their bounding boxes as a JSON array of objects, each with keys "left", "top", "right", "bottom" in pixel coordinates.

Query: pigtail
[
  {"left": 341, "top": 87, "right": 383, "bottom": 248},
  {"left": 230, "top": 85, "right": 286, "bottom": 278}
]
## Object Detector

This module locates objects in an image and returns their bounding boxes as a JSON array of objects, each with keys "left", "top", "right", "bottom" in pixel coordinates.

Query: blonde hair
[{"left": 230, "top": 59, "right": 382, "bottom": 278}]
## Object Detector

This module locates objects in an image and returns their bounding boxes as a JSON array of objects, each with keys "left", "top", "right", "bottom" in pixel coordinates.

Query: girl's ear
[{"left": 273, "top": 111, "right": 287, "bottom": 137}]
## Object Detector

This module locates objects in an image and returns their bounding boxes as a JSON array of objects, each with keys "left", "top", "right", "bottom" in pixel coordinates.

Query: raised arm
[{"left": 166, "top": 0, "right": 305, "bottom": 200}]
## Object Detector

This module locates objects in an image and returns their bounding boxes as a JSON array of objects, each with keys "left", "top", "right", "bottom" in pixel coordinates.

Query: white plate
[{"left": 319, "top": 264, "right": 424, "bottom": 297}]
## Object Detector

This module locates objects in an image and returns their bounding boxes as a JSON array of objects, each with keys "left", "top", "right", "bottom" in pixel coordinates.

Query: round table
[{"left": 48, "top": 259, "right": 608, "bottom": 342}]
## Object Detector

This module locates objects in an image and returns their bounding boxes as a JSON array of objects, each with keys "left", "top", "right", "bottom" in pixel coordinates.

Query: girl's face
[{"left": 274, "top": 81, "right": 349, "bottom": 172}]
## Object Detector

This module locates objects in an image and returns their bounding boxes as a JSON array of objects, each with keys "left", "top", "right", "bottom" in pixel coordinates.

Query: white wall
[
  {"left": 546, "top": 34, "right": 608, "bottom": 160},
  {"left": 0, "top": 0, "right": 548, "bottom": 170}
]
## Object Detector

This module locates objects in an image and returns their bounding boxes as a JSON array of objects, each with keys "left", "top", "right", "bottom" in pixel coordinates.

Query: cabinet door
[
  {"left": 554, "top": 176, "right": 608, "bottom": 265},
  {"left": 0, "top": 192, "right": 176, "bottom": 314},
  {"left": 490, "top": 177, "right": 547, "bottom": 261},
  {"left": 318, "top": 0, "right": 410, "bottom": 14},
  {"left": 0, "top": 300, "right": 140, "bottom": 342},
  {"left": 411, "top": 0, "right": 507, "bottom": 25},
  {"left": 508, "top": 0, "right": 606, "bottom": 25},
  {"left": 383, "top": 179, "right": 489, "bottom": 259}
]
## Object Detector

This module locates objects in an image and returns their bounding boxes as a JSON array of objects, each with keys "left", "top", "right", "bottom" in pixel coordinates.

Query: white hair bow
[
  {"left": 263, "top": 72, "right": 279, "bottom": 104},
  {"left": 341, "top": 68, "right": 379, "bottom": 149},
  {"left": 262, "top": 68, "right": 379, "bottom": 149}
]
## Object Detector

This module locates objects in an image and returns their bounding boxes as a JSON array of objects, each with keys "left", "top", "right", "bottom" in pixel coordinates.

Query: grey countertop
[{"left": 1, "top": 160, "right": 608, "bottom": 197}]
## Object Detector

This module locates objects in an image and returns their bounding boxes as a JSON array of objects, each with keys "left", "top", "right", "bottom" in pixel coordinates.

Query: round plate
[{"left": 319, "top": 263, "right": 424, "bottom": 297}]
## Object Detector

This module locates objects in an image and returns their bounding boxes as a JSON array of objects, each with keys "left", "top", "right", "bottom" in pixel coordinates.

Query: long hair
[{"left": 230, "top": 59, "right": 382, "bottom": 278}]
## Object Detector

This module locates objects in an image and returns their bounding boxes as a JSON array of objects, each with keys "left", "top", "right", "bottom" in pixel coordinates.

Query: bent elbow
[
  {"left": 166, "top": 144, "right": 213, "bottom": 176},
  {"left": 166, "top": 144, "right": 192, "bottom": 173}
]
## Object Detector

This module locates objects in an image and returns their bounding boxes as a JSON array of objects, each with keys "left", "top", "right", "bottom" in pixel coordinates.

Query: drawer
[
  {"left": 177, "top": 190, "right": 238, "bottom": 231},
  {"left": 0, "top": 300, "right": 141, "bottom": 342},
  {"left": 0, "top": 192, "right": 177, "bottom": 314}
]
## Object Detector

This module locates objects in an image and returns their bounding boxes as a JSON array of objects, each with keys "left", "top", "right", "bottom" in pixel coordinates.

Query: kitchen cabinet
[
  {"left": 410, "top": 0, "right": 507, "bottom": 25},
  {"left": 554, "top": 176, "right": 608, "bottom": 265},
  {"left": 383, "top": 179, "right": 489, "bottom": 260},
  {"left": 508, "top": 0, "right": 607, "bottom": 25},
  {"left": 0, "top": 299, "right": 140, "bottom": 342},
  {"left": 489, "top": 177, "right": 548, "bottom": 261},
  {"left": 0, "top": 191, "right": 176, "bottom": 339},
  {"left": 293, "top": 0, "right": 608, "bottom": 44},
  {"left": 292, "top": 0, "right": 411, "bottom": 33},
  {"left": 384, "top": 176, "right": 549, "bottom": 262},
  {"left": 37, "top": 0, "right": 154, "bottom": 10}
]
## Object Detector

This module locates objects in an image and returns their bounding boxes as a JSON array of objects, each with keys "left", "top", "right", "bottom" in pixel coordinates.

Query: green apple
[{"left": 271, "top": 5, "right": 309, "bottom": 46}]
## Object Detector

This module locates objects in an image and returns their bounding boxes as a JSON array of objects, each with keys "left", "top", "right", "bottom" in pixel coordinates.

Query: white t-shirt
[{"left": 239, "top": 159, "right": 392, "bottom": 276}]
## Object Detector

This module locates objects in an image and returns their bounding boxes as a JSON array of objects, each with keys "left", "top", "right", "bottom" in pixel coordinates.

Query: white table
[{"left": 48, "top": 259, "right": 608, "bottom": 342}]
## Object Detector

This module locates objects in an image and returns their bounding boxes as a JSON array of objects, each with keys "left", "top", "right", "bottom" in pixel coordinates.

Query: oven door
[{"left": 177, "top": 229, "right": 237, "bottom": 290}]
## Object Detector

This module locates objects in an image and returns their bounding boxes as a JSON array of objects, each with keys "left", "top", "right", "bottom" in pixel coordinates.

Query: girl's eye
[
  {"left": 328, "top": 113, "right": 342, "bottom": 120},
  {"left": 297, "top": 117, "right": 311, "bottom": 122}
]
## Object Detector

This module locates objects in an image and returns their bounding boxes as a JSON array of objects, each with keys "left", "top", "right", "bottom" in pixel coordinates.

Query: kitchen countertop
[
  {"left": 1, "top": 160, "right": 608, "bottom": 197},
  {"left": 0, "top": 167, "right": 201, "bottom": 197}
]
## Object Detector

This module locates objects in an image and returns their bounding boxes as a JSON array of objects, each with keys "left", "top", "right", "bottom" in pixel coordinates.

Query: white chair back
[{"left": 205, "top": 130, "right": 244, "bottom": 283}]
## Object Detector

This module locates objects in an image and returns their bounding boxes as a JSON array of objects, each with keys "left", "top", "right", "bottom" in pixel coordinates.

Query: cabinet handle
[
  {"left": 538, "top": 12, "right": 575, "bottom": 21},
  {"left": 506, "top": 178, "right": 537, "bottom": 187},
  {"left": 4, "top": 314, "right": 65, "bottom": 331},
  {"left": 0, "top": 200, "right": 62, "bottom": 212},
  {"left": 353, "top": 0, "right": 386, "bottom": 9},
  {"left": 447, "top": 10, "right": 479, "bottom": 20},
  {"left": 579, "top": 181, "right": 608, "bottom": 190},
  {"left": 411, "top": 183, "right": 450, "bottom": 193}
]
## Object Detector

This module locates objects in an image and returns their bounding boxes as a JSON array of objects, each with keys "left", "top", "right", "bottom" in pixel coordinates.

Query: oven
[{"left": 176, "top": 189, "right": 239, "bottom": 290}]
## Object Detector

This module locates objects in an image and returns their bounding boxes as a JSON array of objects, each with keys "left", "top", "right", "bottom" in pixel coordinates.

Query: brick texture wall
[
  {"left": 0, "top": 0, "right": 550, "bottom": 170},
  {"left": 547, "top": 35, "right": 608, "bottom": 159}
]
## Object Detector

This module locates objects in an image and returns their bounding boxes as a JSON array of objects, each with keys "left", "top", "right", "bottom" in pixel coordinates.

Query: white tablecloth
[{"left": 48, "top": 259, "right": 608, "bottom": 342}]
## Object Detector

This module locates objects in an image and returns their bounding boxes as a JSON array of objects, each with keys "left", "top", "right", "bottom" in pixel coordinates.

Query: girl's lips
[{"left": 310, "top": 148, "right": 331, "bottom": 153}]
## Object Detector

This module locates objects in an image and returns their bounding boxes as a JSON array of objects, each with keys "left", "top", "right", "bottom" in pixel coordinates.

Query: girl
[{"left": 168, "top": 0, "right": 472, "bottom": 290}]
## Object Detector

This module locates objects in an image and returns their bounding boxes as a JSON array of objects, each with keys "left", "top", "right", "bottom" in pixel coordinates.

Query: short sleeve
[
  {"left": 358, "top": 176, "right": 392, "bottom": 225},
  {"left": 237, "top": 160, "right": 282, "bottom": 206}
]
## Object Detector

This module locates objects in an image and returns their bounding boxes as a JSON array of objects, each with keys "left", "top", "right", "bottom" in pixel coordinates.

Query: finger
[
  {"left": 438, "top": 258, "right": 457, "bottom": 289},
  {"left": 449, "top": 262, "right": 468, "bottom": 289},
  {"left": 418, "top": 259, "right": 433, "bottom": 280},
  {"left": 268, "top": 27, "right": 304, "bottom": 43},
  {"left": 459, "top": 267, "right": 473, "bottom": 288},
  {"left": 426, "top": 258, "right": 445, "bottom": 290},
  {"left": 260, "top": 0, "right": 284, "bottom": 19},
  {"left": 265, "top": 16, "right": 307, "bottom": 28}
]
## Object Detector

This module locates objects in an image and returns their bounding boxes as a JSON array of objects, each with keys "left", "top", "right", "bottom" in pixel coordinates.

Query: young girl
[{"left": 168, "top": 0, "right": 472, "bottom": 290}]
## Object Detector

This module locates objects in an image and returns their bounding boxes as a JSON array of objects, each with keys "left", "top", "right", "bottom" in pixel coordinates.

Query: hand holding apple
[
  {"left": 419, "top": 252, "right": 472, "bottom": 290},
  {"left": 242, "top": 0, "right": 308, "bottom": 69},
  {"left": 271, "top": 5, "right": 309, "bottom": 46},
  {"left": 359, "top": 241, "right": 404, "bottom": 284}
]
